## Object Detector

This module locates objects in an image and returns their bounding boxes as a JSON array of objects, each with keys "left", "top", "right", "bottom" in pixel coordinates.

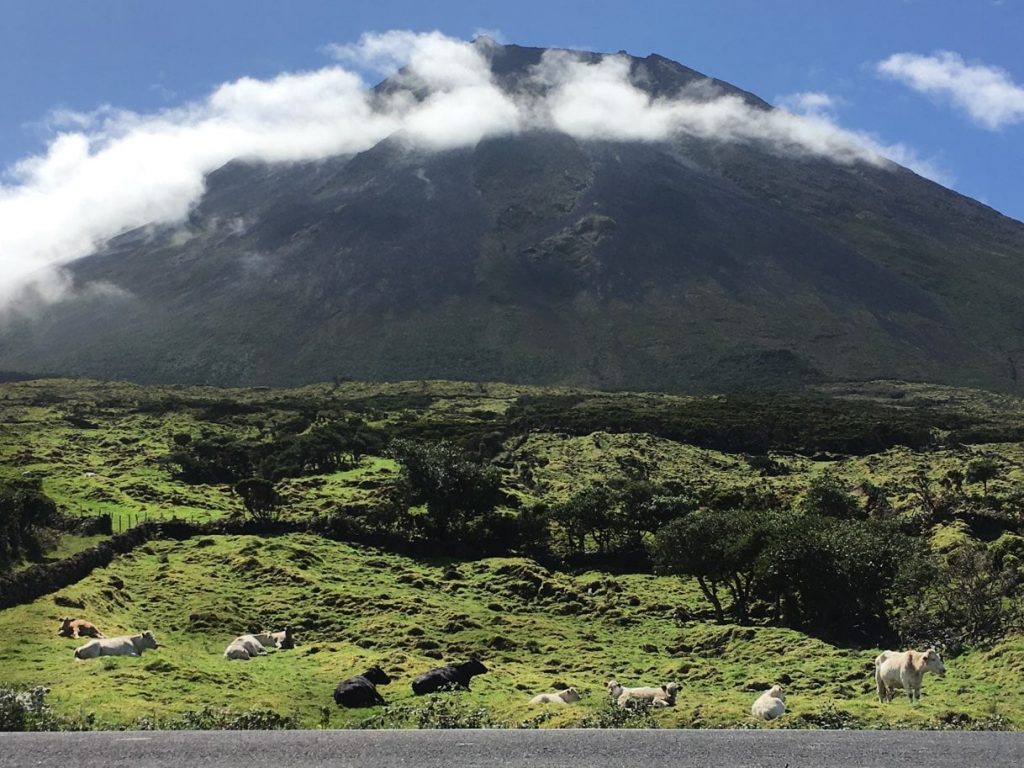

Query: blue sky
[{"left": 1, "top": 0, "right": 1022, "bottom": 248}]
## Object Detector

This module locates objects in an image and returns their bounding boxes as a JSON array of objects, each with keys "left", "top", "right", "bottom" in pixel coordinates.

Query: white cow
[
  {"left": 530, "top": 687, "right": 581, "bottom": 705},
  {"left": 875, "top": 648, "right": 946, "bottom": 702},
  {"left": 224, "top": 634, "right": 268, "bottom": 660},
  {"left": 751, "top": 685, "right": 786, "bottom": 720},
  {"left": 615, "top": 682, "right": 680, "bottom": 708},
  {"left": 74, "top": 631, "right": 159, "bottom": 659},
  {"left": 251, "top": 626, "right": 294, "bottom": 649}
]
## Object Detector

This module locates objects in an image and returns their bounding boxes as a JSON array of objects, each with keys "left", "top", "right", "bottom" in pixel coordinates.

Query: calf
[
  {"left": 57, "top": 617, "right": 104, "bottom": 639},
  {"left": 74, "top": 631, "right": 158, "bottom": 659},
  {"left": 412, "top": 658, "right": 488, "bottom": 695},
  {"left": 333, "top": 666, "right": 392, "bottom": 708},
  {"left": 530, "top": 687, "right": 581, "bottom": 705}
]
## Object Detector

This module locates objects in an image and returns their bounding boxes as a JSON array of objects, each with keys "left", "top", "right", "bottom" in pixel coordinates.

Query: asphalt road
[{"left": 3, "top": 729, "right": 1024, "bottom": 768}]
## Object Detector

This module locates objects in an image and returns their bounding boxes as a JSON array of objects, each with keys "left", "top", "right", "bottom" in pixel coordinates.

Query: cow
[
  {"left": 224, "top": 634, "right": 268, "bottom": 660},
  {"left": 333, "top": 666, "right": 392, "bottom": 708},
  {"left": 57, "top": 617, "right": 104, "bottom": 639},
  {"left": 529, "top": 687, "right": 581, "bottom": 705},
  {"left": 252, "top": 626, "right": 295, "bottom": 650},
  {"left": 751, "top": 685, "right": 786, "bottom": 720},
  {"left": 412, "top": 657, "right": 488, "bottom": 695},
  {"left": 875, "top": 648, "right": 946, "bottom": 702},
  {"left": 74, "top": 631, "right": 158, "bottom": 659},
  {"left": 615, "top": 682, "right": 680, "bottom": 708},
  {"left": 607, "top": 679, "right": 624, "bottom": 702}
]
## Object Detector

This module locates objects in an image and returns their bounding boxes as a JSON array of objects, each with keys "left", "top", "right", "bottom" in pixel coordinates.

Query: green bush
[
  {"left": 358, "top": 696, "right": 506, "bottom": 729},
  {"left": 0, "top": 479, "right": 58, "bottom": 571}
]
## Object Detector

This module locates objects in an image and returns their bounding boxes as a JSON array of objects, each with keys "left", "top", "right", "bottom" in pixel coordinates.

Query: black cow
[
  {"left": 411, "top": 658, "right": 488, "bottom": 695},
  {"left": 333, "top": 666, "right": 392, "bottom": 708}
]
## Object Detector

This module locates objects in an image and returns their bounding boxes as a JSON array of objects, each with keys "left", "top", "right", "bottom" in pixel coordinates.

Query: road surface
[{"left": 3, "top": 728, "right": 1023, "bottom": 767}]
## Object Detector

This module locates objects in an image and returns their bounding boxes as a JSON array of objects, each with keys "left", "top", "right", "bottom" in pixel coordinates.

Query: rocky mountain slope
[{"left": 2, "top": 43, "right": 1023, "bottom": 392}]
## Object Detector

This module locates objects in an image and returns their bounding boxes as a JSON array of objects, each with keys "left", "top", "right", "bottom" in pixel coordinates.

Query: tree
[
  {"left": 653, "top": 508, "right": 769, "bottom": 624},
  {"left": 233, "top": 477, "right": 282, "bottom": 522},
  {"left": 966, "top": 458, "right": 1000, "bottom": 495},
  {"left": 891, "top": 541, "right": 1021, "bottom": 654},
  {"left": 0, "top": 478, "right": 58, "bottom": 570},
  {"left": 798, "top": 474, "right": 862, "bottom": 519},
  {"left": 551, "top": 486, "right": 615, "bottom": 557},
  {"left": 756, "top": 513, "right": 914, "bottom": 639},
  {"left": 388, "top": 440, "right": 504, "bottom": 540}
]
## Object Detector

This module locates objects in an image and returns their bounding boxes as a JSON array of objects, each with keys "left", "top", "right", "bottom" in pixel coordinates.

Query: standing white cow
[
  {"left": 875, "top": 648, "right": 945, "bottom": 702},
  {"left": 74, "top": 631, "right": 159, "bottom": 659}
]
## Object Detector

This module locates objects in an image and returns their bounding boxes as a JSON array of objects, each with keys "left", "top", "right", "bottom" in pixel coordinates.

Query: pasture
[{"left": 1, "top": 377, "right": 1023, "bottom": 729}]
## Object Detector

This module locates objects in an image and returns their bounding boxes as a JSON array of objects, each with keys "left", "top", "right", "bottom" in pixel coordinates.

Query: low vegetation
[{"left": 1, "top": 377, "right": 1023, "bottom": 730}]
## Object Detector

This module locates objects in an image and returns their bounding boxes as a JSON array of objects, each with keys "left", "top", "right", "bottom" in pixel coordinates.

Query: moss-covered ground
[
  {"left": 2, "top": 533, "right": 1021, "bottom": 730},
  {"left": 2, "top": 377, "right": 1024, "bottom": 729}
]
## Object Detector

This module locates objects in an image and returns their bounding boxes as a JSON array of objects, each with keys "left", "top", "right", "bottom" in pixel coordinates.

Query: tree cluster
[
  {"left": 170, "top": 418, "right": 385, "bottom": 484},
  {"left": 0, "top": 478, "right": 58, "bottom": 571}
]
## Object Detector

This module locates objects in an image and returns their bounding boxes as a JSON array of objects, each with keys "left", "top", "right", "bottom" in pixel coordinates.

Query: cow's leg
[{"left": 876, "top": 675, "right": 886, "bottom": 703}]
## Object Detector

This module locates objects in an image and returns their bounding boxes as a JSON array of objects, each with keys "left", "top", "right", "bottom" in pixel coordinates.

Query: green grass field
[
  {"left": 2, "top": 533, "right": 1021, "bottom": 730},
  {"left": 2, "top": 377, "right": 1024, "bottom": 729}
]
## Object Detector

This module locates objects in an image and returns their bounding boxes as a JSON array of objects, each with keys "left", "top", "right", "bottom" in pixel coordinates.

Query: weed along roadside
[{"left": 1, "top": 378, "right": 1024, "bottom": 731}]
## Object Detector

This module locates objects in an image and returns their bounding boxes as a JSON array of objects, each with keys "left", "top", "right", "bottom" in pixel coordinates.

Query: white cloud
[
  {"left": 1, "top": 31, "right": 947, "bottom": 307},
  {"left": 776, "top": 91, "right": 840, "bottom": 116},
  {"left": 878, "top": 50, "right": 1024, "bottom": 129},
  {"left": 775, "top": 89, "right": 951, "bottom": 185}
]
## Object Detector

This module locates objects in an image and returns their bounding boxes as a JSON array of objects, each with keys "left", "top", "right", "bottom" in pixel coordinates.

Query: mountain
[{"left": 2, "top": 42, "right": 1024, "bottom": 393}]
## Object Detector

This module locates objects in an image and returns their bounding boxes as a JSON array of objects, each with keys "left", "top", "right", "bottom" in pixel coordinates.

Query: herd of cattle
[{"left": 56, "top": 616, "right": 948, "bottom": 719}]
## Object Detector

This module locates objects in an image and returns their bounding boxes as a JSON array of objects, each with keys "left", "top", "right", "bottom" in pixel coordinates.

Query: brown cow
[{"left": 57, "top": 617, "right": 105, "bottom": 639}]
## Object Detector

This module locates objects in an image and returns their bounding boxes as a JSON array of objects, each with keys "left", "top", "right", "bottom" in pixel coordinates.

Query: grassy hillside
[
  {"left": 2, "top": 377, "right": 1024, "bottom": 729},
  {"left": 2, "top": 533, "right": 1021, "bottom": 730}
]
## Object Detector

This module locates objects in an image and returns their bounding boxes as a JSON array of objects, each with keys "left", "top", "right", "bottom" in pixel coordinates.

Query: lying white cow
[
  {"left": 74, "top": 631, "right": 159, "bottom": 659},
  {"left": 751, "top": 685, "right": 786, "bottom": 720},
  {"left": 530, "top": 687, "right": 581, "bottom": 705},
  {"left": 224, "top": 634, "right": 268, "bottom": 660},
  {"left": 875, "top": 648, "right": 945, "bottom": 702},
  {"left": 250, "top": 626, "right": 294, "bottom": 650},
  {"left": 613, "top": 681, "right": 680, "bottom": 708}
]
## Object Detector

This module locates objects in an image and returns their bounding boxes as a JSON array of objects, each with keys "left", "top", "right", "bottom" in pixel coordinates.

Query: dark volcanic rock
[{"left": 2, "top": 42, "right": 1023, "bottom": 393}]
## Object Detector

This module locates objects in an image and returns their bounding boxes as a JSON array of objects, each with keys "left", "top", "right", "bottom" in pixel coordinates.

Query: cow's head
[
  {"left": 139, "top": 631, "right": 159, "bottom": 649},
  {"left": 466, "top": 657, "right": 488, "bottom": 675},
  {"left": 768, "top": 684, "right": 785, "bottom": 700},
  {"left": 364, "top": 666, "right": 392, "bottom": 686},
  {"left": 562, "top": 687, "right": 581, "bottom": 703},
  {"left": 923, "top": 649, "right": 945, "bottom": 677},
  {"left": 57, "top": 617, "right": 73, "bottom": 636}
]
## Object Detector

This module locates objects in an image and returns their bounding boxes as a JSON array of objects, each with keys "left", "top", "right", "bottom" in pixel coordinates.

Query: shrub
[
  {"left": 358, "top": 696, "right": 506, "bottom": 729},
  {"left": 233, "top": 478, "right": 282, "bottom": 522},
  {"left": 892, "top": 541, "right": 1021, "bottom": 654},
  {"left": 575, "top": 701, "right": 659, "bottom": 729},
  {"left": 0, "top": 478, "right": 58, "bottom": 571},
  {"left": 143, "top": 705, "right": 298, "bottom": 730}
]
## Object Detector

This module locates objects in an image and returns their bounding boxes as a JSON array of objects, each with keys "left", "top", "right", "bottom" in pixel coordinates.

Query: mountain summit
[{"left": 3, "top": 42, "right": 1024, "bottom": 392}]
